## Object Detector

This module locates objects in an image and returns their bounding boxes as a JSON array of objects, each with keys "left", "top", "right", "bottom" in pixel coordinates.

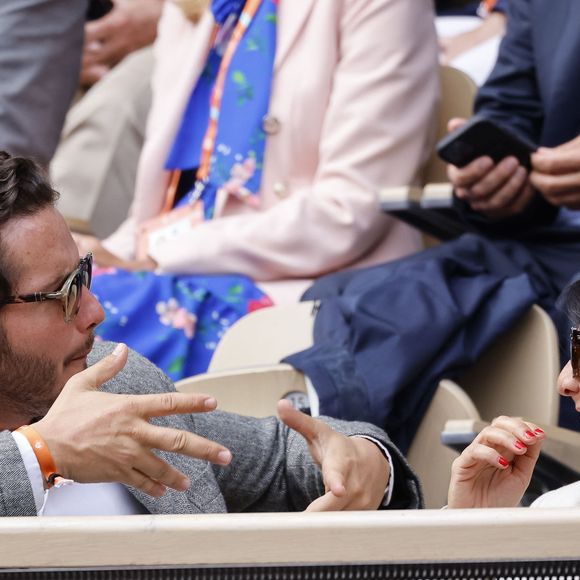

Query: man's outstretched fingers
[
  {"left": 134, "top": 391, "right": 218, "bottom": 418},
  {"left": 128, "top": 468, "right": 168, "bottom": 498},
  {"left": 66, "top": 342, "right": 128, "bottom": 392},
  {"left": 132, "top": 449, "right": 191, "bottom": 491},
  {"left": 140, "top": 423, "right": 232, "bottom": 466}
]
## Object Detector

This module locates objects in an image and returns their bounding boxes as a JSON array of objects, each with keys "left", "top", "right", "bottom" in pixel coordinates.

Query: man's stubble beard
[
  {"left": 0, "top": 332, "right": 95, "bottom": 428},
  {"left": 0, "top": 347, "right": 58, "bottom": 427}
]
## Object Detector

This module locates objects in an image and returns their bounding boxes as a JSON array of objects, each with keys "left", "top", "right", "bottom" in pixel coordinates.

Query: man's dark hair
[{"left": 0, "top": 151, "right": 59, "bottom": 301}]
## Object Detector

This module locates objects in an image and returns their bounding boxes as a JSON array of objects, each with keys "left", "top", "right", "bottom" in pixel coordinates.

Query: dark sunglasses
[
  {"left": 0, "top": 253, "right": 93, "bottom": 323},
  {"left": 571, "top": 327, "right": 580, "bottom": 378}
]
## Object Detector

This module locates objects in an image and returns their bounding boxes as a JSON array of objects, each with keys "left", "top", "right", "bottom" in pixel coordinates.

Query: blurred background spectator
[
  {"left": 52, "top": 0, "right": 163, "bottom": 237},
  {"left": 0, "top": 0, "right": 88, "bottom": 166},
  {"left": 435, "top": 0, "right": 507, "bottom": 85}
]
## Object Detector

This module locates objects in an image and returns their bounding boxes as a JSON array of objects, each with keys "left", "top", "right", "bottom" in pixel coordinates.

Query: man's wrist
[{"left": 351, "top": 435, "right": 394, "bottom": 508}]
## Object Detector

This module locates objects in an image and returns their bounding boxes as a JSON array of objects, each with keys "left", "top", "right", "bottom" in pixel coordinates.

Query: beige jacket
[{"left": 104, "top": 0, "right": 439, "bottom": 300}]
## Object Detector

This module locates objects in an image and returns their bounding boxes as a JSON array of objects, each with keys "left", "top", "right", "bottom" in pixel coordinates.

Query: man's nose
[
  {"left": 558, "top": 360, "right": 580, "bottom": 396},
  {"left": 75, "top": 287, "right": 105, "bottom": 330}
]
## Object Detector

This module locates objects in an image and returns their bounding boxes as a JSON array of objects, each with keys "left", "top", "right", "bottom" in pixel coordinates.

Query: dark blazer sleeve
[
  {"left": 200, "top": 412, "right": 423, "bottom": 513},
  {"left": 475, "top": 0, "right": 542, "bottom": 141},
  {"left": 0, "top": 432, "right": 37, "bottom": 517},
  {"left": 456, "top": 0, "right": 559, "bottom": 234}
]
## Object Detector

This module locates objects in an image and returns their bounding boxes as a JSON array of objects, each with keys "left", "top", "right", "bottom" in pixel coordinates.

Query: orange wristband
[{"left": 15, "top": 425, "right": 63, "bottom": 487}]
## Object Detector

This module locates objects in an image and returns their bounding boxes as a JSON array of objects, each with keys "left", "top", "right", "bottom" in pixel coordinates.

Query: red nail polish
[
  {"left": 534, "top": 428, "right": 545, "bottom": 435},
  {"left": 524, "top": 430, "right": 535, "bottom": 439},
  {"left": 514, "top": 441, "right": 526, "bottom": 450},
  {"left": 498, "top": 457, "right": 509, "bottom": 467}
]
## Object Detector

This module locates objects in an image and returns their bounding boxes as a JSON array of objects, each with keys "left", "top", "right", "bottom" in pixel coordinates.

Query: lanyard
[
  {"left": 197, "top": 0, "right": 264, "bottom": 181},
  {"left": 162, "top": 0, "right": 264, "bottom": 213}
]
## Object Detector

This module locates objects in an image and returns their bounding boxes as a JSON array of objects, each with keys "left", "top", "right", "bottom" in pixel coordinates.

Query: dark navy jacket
[
  {"left": 287, "top": 0, "right": 580, "bottom": 453},
  {"left": 476, "top": 0, "right": 580, "bottom": 149}
]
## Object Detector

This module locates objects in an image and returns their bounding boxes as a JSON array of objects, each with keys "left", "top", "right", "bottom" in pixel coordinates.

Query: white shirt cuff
[
  {"left": 352, "top": 435, "right": 395, "bottom": 507},
  {"left": 11, "top": 431, "right": 46, "bottom": 514}
]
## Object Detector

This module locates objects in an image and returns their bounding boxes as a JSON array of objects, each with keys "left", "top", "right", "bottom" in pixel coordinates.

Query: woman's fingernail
[
  {"left": 534, "top": 428, "right": 545, "bottom": 435},
  {"left": 524, "top": 430, "right": 536, "bottom": 439},
  {"left": 498, "top": 457, "right": 510, "bottom": 467},
  {"left": 514, "top": 440, "right": 526, "bottom": 450},
  {"left": 217, "top": 450, "right": 232, "bottom": 465}
]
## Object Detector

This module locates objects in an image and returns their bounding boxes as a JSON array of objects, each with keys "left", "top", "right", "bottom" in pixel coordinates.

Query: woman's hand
[
  {"left": 277, "top": 400, "right": 389, "bottom": 511},
  {"left": 448, "top": 416, "right": 545, "bottom": 509},
  {"left": 73, "top": 233, "right": 157, "bottom": 272}
]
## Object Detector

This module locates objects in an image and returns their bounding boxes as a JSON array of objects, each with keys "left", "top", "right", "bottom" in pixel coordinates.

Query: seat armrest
[{"left": 175, "top": 364, "right": 308, "bottom": 417}]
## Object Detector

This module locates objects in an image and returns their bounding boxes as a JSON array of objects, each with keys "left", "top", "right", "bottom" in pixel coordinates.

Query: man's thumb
[
  {"left": 66, "top": 343, "right": 128, "bottom": 392},
  {"left": 447, "top": 117, "right": 467, "bottom": 134}
]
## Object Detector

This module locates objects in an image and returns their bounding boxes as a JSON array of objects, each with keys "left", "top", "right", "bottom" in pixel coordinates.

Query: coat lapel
[{"left": 274, "top": 0, "right": 315, "bottom": 71}]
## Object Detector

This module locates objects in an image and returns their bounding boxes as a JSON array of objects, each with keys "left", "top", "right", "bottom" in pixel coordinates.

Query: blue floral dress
[{"left": 93, "top": 0, "right": 277, "bottom": 381}]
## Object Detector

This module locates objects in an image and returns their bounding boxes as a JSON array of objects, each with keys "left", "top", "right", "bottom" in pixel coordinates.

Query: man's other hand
[
  {"left": 277, "top": 400, "right": 389, "bottom": 511},
  {"left": 34, "top": 343, "right": 232, "bottom": 497},
  {"left": 446, "top": 118, "right": 534, "bottom": 218},
  {"left": 531, "top": 135, "right": 580, "bottom": 209}
]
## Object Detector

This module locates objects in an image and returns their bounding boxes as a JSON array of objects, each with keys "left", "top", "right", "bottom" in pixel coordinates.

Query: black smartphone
[{"left": 436, "top": 116, "right": 537, "bottom": 169}]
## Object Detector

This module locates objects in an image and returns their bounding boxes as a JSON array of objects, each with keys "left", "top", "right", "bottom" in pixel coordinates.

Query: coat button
[
  {"left": 262, "top": 114, "right": 281, "bottom": 135},
  {"left": 273, "top": 181, "right": 288, "bottom": 197}
]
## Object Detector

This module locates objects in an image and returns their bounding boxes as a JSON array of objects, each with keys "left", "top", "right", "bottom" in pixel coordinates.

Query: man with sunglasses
[{"left": 0, "top": 152, "right": 421, "bottom": 516}]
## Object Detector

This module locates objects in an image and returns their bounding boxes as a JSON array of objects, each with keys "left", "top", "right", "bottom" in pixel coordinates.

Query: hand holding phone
[
  {"left": 437, "top": 116, "right": 537, "bottom": 169},
  {"left": 439, "top": 117, "right": 537, "bottom": 219}
]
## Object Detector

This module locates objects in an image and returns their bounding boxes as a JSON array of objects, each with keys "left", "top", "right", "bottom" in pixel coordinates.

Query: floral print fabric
[{"left": 93, "top": 268, "right": 272, "bottom": 381}]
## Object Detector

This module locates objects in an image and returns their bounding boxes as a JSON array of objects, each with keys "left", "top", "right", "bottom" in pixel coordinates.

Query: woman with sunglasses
[{"left": 447, "top": 282, "right": 580, "bottom": 508}]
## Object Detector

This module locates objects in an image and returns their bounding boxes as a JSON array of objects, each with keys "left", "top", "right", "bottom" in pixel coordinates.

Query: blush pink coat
[{"left": 104, "top": 0, "right": 439, "bottom": 302}]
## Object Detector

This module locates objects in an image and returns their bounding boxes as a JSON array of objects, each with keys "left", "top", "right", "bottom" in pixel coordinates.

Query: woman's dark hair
[
  {"left": 0, "top": 151, "right": 59, "bottom": 300},
  {"left": 559, "top": 280, "right": 580, "bottom": 327}
]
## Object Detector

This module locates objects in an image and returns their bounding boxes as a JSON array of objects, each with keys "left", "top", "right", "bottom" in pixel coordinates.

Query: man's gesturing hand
[
  {"left": 277, "top": 400, "right": 389, "bottom": 511},
  {"left": 34, "top": 344, "right": 232, "bottom": 497}
]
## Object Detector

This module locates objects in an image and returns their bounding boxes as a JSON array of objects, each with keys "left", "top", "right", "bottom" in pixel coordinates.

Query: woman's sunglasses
[
  {"left": 571, "top": 327, "right": 580, "bottom": 378},
  {"left": 0, "top": 253, "right": 93, "bottom": 323}
]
